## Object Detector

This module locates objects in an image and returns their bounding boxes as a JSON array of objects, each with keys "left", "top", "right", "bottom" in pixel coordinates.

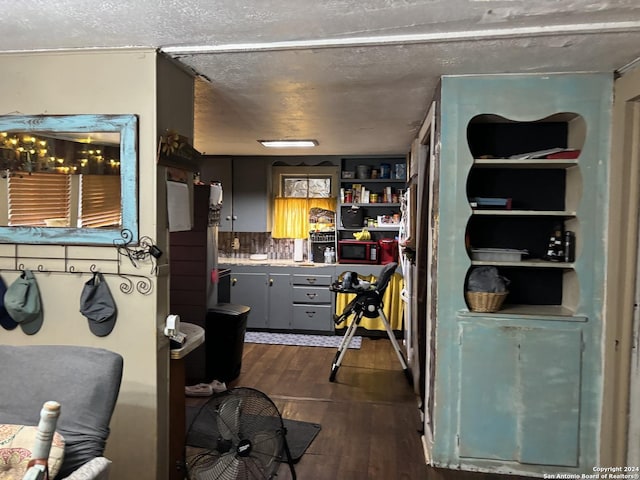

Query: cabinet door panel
[
  {"left": 268, "top": 273, "right": 291, "bottom": 329},
  {"left": 459, "top": 322, "right": 582, "bottom": 467},
  {"left": 229, "top": 273, "right": 267, "bottom": 329},
  {"left": 459, "top": 323, "right": 519, "bottom": 461},
  {"left": 232, "top": 157, "right": 270, "bottom": 232},
  {"left": 519, "top": 328, "right": 581, "bottom": 466}
]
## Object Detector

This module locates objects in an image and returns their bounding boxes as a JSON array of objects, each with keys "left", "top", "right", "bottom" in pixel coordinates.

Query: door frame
[{"left": 605, "top": 67, "right": 640, "bottom": 466}]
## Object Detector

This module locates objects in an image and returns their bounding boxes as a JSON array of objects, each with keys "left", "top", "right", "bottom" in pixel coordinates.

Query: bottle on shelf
[
  {"left": 564, "top": 231, "right": 576, "bottom": 262},
  {"left": 544, "top": 226, "right": 565, "bottom": 262}
]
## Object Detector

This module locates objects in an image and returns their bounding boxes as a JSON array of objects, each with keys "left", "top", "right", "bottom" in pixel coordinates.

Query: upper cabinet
[
  {"left": 201, "top": 157, "right": 272, "bottom": 233},
  {"left": 431, "top": 74, "right": 612, "bottom": 476}
]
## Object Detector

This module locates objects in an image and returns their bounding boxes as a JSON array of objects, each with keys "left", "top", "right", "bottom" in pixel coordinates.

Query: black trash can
[{"left": 205, "top": 303, "right": 250, "bottom": 383}]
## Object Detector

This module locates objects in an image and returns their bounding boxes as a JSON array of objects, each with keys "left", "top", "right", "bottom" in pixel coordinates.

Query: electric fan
[{"left": 185, "top": 387, "right": 296, "bottom": 480}]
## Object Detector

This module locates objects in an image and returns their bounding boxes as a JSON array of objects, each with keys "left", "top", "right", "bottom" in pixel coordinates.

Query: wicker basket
[{"left": 465, "top": 291, "right": 508, "bottom": 313}]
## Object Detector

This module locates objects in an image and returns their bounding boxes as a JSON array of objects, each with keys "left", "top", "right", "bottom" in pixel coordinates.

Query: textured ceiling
[{"left": 1, "top": 0, "right": 640, "bottom": 156}]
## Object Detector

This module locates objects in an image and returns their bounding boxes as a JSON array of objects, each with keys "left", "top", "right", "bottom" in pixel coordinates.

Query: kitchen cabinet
[
  {"left": 229, "top": 272, "right": 269, "bottom": 329},
  {"left": 291, "top": 272, "right": 334, "bottom": 332},
  {"left": 268, "top": 273, "right": 292, "bottom": 330},
  {"left": 223, "top": 264, "right": 336, "bottom": 333},
  {"left": 228, "top": 271, "right": 291, "bottom": 330},
  {"left": 430, "top": 73, "right": 612, "bottom": 475},
  {"left": 337, "top": 157, "right": 406, "bottom": 245},
  {"left": 202, "top": 156, "right": 271, "bottom": 232}
]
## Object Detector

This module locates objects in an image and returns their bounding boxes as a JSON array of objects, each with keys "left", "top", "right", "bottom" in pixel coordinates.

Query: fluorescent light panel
[{"left": 259, "top": 139, "right": 318, "bottom": 148}]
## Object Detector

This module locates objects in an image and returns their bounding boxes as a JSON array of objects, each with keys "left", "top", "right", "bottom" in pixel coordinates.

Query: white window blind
[
  {"left": 79, "top": 175, "right": 121, "bottom": 228},
  {"left": 8, "top": 173, "right": 71, "bottom": 226}
]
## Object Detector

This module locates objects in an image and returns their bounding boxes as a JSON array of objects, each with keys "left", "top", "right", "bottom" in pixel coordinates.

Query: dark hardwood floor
[
  {"left": 235, "top": 337, "right": 426, "bottom": 479},
  {"left": 186, "top": 337, "right": 527, "bottom": 480}
]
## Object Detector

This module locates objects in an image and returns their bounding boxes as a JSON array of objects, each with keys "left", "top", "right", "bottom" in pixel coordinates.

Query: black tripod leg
[{"left": 330, "top": 310, "right": 362, "bottom": 382}]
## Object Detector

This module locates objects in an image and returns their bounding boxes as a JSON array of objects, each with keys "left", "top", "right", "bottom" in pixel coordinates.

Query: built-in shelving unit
[
  {"left": 337, "top": 157, "right": 406, "bottom": 242},
  {"left": 464, "top": 113, "right": 585, "bottom": 317},
  {"left": 431, "top": 73, "right": 612, "bottom": 476}
]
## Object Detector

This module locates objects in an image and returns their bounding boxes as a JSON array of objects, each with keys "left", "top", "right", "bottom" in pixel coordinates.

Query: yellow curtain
[
  {"left": 334, "top": 272, "right": 404, "bottom": 330},
  {"left": 272, "top": 197, "right": 336, "bottom": 239}
]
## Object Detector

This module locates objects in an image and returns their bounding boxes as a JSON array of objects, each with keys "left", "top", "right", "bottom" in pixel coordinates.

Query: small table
[{"left": 169, "top": 322, "right": 205, "bottom": 480}]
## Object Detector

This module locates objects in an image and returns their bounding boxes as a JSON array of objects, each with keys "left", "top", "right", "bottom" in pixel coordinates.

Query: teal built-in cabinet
[{"left": 431, "top": 73, "right": 612, "bottom": 475}]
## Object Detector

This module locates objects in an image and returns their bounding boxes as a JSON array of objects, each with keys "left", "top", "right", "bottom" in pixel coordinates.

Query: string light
[{"left": 0, "top": 131, "right": 120, "bottom": 175}]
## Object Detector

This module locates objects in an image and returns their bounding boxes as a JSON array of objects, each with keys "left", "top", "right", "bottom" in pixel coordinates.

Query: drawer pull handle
[
  {"left": 306, "top": 293, "right": 318, "bottom": 299},
  {"left": 232, "top": 278, "right": 237, "bottom": 286},
  {"left": 306, "top": 278, "right": 316, "bottom": 284},
  {"left": 305, "top": 311, "right": 316, "bottom": 317},
  {"left": 269, "top": 278, "right": 274, "bottom": 286}
]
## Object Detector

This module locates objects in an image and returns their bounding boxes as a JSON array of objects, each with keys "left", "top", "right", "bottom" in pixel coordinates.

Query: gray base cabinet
[
  {"left": 224, "top": 264, "right": 336, "bottom": 333},
  {"left": 228, "top": 271, "right": 291, "bottom": 330},
  {"left": 229, "top": 272, "right": 268, "bottom": 329},
  {"left": 291, "top": 272, "right": 334, "bottom": 332}
]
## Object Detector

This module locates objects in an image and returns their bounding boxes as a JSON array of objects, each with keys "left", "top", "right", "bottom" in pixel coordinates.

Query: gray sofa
[{"left": 0, "top": 345, "right": 123, "bottom": 480}]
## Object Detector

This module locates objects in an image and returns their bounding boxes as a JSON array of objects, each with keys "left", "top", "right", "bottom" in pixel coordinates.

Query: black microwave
[{"left": 337, "top": 240, "right": 379, "bottom": 264}]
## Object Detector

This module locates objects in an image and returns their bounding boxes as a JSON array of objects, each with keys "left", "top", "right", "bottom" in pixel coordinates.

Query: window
[
  {"left": 79, "top": 175, "right": 121, "bottom": 228},
  {"left": 8, "top": 173, "right": 71, "bottom": 226},
  {"left": 5, "top": 173, "right": 121, "bottom": 229},
  {"left": 272, "top": 165, "right": 338, "bottom": 239},
  {"left": 282, "top": 176, "right": 332, "bottom": 198}
]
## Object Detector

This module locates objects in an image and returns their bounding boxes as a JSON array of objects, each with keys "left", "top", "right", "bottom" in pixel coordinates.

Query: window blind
[
  {"left": 8, "top": 173, "right": 71, "bottom": 226},
  {"left": 79, "top": 175, "right": 121, "bottom": 228}
]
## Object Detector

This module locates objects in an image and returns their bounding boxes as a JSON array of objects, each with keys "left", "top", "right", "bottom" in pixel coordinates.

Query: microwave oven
[{"left": 337, "top": 240, "right": 379, "bottom": 264}]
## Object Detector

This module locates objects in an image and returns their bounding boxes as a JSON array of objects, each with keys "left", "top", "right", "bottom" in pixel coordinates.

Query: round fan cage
[{"left": 185, "top": 387, "right": 295, "bottom": 480}]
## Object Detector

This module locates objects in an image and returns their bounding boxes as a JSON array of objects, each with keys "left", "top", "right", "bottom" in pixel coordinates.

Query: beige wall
[
  {"left": 604, "top": 66, "right": 640, "bottom": 465},
  {"left": 0, "top": 50, "right": 194, "bottom": 479}
]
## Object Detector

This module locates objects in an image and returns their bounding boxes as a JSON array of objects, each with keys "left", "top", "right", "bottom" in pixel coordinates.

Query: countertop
[{"left": 219, "top": 257, "right": 333, "bottom": 267}]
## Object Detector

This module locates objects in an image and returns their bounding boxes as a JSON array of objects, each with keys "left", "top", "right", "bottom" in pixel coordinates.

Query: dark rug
[
  {"left": 185, "top": 405, "right": 320, "bottom": 463},
  {"left": 282, "top": 418, "right": 321, "bottom": 462}
]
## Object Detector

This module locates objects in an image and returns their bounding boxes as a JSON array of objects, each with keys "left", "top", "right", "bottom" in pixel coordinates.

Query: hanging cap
[
  {"left": 4, "top": 270, "right": 44, "bottom": 335},
  {"left": 80, "top": 272, "right": 117, "bottom": 337}
]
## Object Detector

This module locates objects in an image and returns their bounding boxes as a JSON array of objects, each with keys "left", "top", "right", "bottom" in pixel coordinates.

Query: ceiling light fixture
[{"left": 258, "top": 139, "right": 318, "bottom": 148}]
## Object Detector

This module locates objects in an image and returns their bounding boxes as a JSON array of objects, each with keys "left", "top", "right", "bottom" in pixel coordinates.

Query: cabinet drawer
[
  {"left": 292, "top": 274, "right": 332, "bottom": 286},
  {"left": 292, "top": 304, "right": 333, "bottom": 331},
  {"left": 292, "top": 286, "right": 331, "bottom": 304}
]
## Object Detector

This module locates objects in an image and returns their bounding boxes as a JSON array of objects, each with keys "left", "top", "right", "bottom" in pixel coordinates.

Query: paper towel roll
[{"left": 294, "top": 239, "right": 305, "bottom": 262}]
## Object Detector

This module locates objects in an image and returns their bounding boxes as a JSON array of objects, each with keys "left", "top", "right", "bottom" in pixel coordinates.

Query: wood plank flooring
[
  {"left": 186, "top": 337, "right": 529, "bottom": 480},
  {"left": 231, "top": 337, "right": 427, "bottom": 479}
]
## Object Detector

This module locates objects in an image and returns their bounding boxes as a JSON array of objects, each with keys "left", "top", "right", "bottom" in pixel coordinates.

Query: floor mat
[
  {"left": 244, "top": 331, "right": 362, "bottom": 349},
  {"left": 185, "top": 405, "right": 320, "bottom": 463},
  {"left": 282, "top": 418, "right": 322, "bottom": 463}
]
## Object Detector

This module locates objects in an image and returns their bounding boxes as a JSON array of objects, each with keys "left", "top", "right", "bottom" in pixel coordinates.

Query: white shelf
[
  {"left": 470, "top": 259, "right": 574, "bottom": 268},
  {"left": 459, "top": 304, "right": 584, "bottom": 320},
  {"left": 339, "top": 202, "right": 400, "bottom": 207},
  {"left": 473, "top": 159, "right": 578, "bottom": 169},
  {"left": 341, "top": 178, "right": 405, "bottom": 182},
  {"left": 339, "top": 226, "right": 400, "bottom": 232},
  {"left": 471, "top": 209, "right": 577, "bottom": 216}
]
